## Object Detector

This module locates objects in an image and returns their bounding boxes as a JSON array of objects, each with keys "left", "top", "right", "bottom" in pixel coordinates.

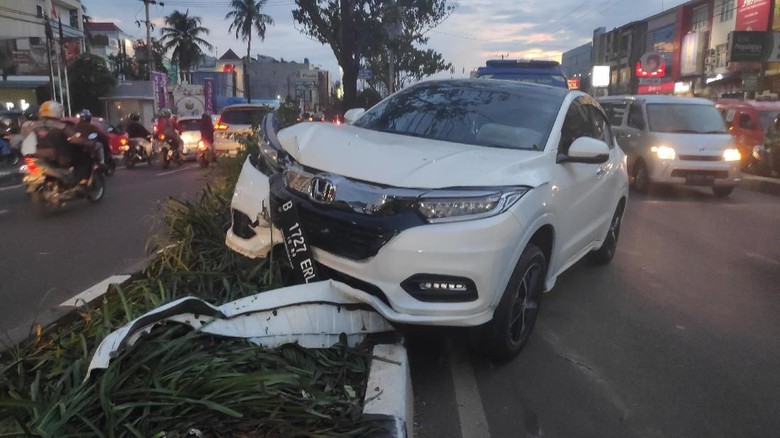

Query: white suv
[
  {"left": 226, "top": 80, "right": 628, "bottom": 360},
  {"left": 213, "top": 104, "right": 272, "bottom": 155}
]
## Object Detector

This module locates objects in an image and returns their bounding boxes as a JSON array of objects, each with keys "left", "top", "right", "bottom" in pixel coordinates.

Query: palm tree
[
  {"left": 225, "top": 0, "right": 274, "bottom": 102},
  {"left": 159, "top": 10, "right": 213, "bottom": 84}
]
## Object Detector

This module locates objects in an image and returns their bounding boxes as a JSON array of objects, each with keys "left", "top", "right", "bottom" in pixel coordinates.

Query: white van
[{"left": 599, "top": 95, "right": 741, "bottom": 197}]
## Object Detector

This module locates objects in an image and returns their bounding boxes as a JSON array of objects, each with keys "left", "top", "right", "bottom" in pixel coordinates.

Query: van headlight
[
  {"left": 650, "top": 145, "right": 676, "bottom": 160},
  {"left": 417, "top": 188, "right": 530, "bottom": 223},
  {"left": 722, "top": 148, "right": 741, "bottom": 162}
]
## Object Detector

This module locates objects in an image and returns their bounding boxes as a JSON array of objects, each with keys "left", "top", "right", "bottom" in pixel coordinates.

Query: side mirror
[
  {"left": 343, "top": 108, "right": 366, "bottom": 124},
  {"left": 557, "top": 136, "right": 610, "bottom": 164}
]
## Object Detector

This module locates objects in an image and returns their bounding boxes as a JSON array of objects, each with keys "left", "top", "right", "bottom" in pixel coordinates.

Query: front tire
[
  {"left": 590, "top": 202, "right": 625, "bottom": 264},
  {"left": 633, "top": 161, "right": 650, "bottom": 194},
  {"left": 712, "top": 186, "right": 734, "bottom": 198},
  {"left": 481, "top": 244, "right": 546, "bottom": 361}
]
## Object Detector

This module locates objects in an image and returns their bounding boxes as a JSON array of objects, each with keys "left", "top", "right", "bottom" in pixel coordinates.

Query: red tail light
[
  {"left": 158, "top": 134, "right": 166, "bottom": 140},
  {"left": 24, "top": 157, "right": 39, "bottom": 173},
  {"left": 120, "top": 137, "right": 128, "bottom": 146}
]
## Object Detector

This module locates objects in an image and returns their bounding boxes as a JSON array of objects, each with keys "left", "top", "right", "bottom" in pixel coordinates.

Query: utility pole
[{"left": 140, "top": 0, "right": 163, "bottom": 75}]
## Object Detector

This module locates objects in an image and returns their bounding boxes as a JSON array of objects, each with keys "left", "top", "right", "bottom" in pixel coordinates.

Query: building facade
[{"left": 561, "top": 42, "right": 593, "bottom": 91}]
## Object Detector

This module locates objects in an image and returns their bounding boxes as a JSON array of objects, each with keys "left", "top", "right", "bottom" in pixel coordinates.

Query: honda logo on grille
[{"left": 310, "top": 176, "right": 336, "bottom": 203}]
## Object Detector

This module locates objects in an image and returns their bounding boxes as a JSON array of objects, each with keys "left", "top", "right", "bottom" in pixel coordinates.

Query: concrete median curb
[
  {"left": 741, "top": 174, "right": 780, "bottom": 197},
  {"left": 363, "top": 343, "right": 414, "bottom": 438}
]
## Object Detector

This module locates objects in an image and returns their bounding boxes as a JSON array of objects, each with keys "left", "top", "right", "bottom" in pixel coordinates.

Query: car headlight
[
  {"left": 650, "top": 145, "right": 676, "bottom": 160},
  {"left": 417, "top": 188, "right": 530, "bottom": 223},
  {"left": 283, "top": 168, "right": 312, "bottom": 195},
  {"left": 722, "top": 148, "right": 741, "bottom": 162}
]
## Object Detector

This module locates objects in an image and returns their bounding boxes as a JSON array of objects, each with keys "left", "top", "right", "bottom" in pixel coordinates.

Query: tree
[
  {"left": 133, "top": 38, "right": 168, "bottom": 79},
  {"left": 159, "top": 10, "right": 213, "bottom": 83},
  {"left": 67, "top": 54, "right": 116, "bottom": 115},
  {"left": 292, "top": 0, "right": 456, "bottom": 109},
  {"left": 225, "top": 0, "right": 275, "bottom": 102}
]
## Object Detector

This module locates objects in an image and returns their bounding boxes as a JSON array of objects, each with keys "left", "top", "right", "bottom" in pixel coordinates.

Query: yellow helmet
[{"left": 39, "top": 100, "right": 64, "bottom": 119}]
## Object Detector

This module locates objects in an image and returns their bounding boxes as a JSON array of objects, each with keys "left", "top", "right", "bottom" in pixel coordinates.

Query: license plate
[
  {"left": 274, "top": 199, "right": 320, "bottom": 284},
  {"left": 685, "top": 174, "right": 714, "bottom": 185}
]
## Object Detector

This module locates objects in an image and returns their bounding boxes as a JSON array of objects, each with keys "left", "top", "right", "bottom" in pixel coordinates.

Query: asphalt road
[
  {"left": 409, "top": 185, "right": 780, "bottom": 438},
  {"left": 0, "top": 162, "right": 208, "bottom": 336}
]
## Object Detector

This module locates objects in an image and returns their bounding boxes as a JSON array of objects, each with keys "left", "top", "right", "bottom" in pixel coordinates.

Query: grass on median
[{"left": 0, "top": 133, "right": 378, "bottom": 436}]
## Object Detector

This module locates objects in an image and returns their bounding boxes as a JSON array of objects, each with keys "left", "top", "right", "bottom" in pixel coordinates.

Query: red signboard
[
  {"left": 637, "top": 81, "right": 675, "bottom": 94},
  {"left": 736, "top": 0, "right": 771, "bottom": 31},
  {"left": 567, "top": 78, "right": 580, "bottom": 89}
]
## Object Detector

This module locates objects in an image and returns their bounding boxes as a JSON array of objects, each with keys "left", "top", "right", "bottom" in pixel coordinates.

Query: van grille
[{"left": 678, "top": 155, "right": 721, "bottom": 161}]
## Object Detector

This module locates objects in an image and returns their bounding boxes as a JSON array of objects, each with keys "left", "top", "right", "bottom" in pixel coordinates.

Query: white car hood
[{"left": 277, "top": 123, "right": 549, "bottom": 188}]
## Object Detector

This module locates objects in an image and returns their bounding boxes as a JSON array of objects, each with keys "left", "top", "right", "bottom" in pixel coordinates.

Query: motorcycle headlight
[
  {"left": 722, "top": 148, "right": 741, "bottom": 162},
  {"left": 650, "top": 145, "right": 676, "bottom": 160},
  {"left": 416, "top": 188, "right": 530, "bottom": 223},
  {"left": 753, "top": 144, "right": 765, "bottom": 159}
]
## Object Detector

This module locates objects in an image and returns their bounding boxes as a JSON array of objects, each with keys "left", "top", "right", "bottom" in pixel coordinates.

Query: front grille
[
  {"left": 671, "top": 169, "right": 729, "bottom": 179},
  {"left": 678, "top": 155, "right": 721, "bottom": 161},
  {"left": 231, "top": 209, "right": 257, "bottom": 239}
]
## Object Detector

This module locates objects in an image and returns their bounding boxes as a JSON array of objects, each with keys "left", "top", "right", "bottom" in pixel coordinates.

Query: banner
[
  {"left": 203, "top": 78, "right": 215, "bottom": 115},
  {"left": 728, "top": 31, "right": 780, "bottom": 62},
  {"left": 736, "top": 0, "right": 771, "bottom": 31},
  {"left": 151, "top": 71, "right": 168, "bottom": 110}
]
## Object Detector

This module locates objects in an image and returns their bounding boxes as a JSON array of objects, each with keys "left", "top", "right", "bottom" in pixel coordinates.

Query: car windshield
[
  {"left": 179, "top": 119, "right": 201, "bottom": 131},
  {"left": 352, "top": 81, "right": 564, "bottom": 151},
  {"left": 646, "top": 103, "right": 727, "bottom": 134},
  {"left": 220, "top": 108, "right": 270, "bottom": 126}
]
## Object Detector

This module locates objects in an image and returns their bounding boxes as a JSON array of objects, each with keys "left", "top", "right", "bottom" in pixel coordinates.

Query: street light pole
[{"left": 141, "top": 0, "right": 162, "bottom": 75}]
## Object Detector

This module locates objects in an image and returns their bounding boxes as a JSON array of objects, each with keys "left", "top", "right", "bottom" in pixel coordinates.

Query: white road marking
[
  {"left": 59, "top": 275, "right": 131, "bottom": 307},
  {"left": 447, "top": 338, "right": 491, "bottom": 438},
  {"left": 0, "top": 183, "right": 23, "bottom": 192},
  {"left": 156, "top": 166, "right": 195, "bottom": 177},
  {"left": 0, "top": 209, "right": 8, "bottom": 216},
  {"left": 745, "top": 252, "right": 780, "bottom": 266}
]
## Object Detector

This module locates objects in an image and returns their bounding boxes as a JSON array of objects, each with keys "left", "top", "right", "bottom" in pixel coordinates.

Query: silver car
[
  {"left": 213, "top": 104, "right": 272, "bottom": 155},
  {"left": 599, "top": 95, "right": 741, "bottom": 197}
]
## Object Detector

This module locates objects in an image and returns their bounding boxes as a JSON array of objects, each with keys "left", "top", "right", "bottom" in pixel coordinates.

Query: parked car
[
  {"left": 715, "top": 98, "right": 780, "bottom": 174},
  {"left": 599, "top": 95, "right": 741, "bottom": 197},
  {"left": 62, "top": 117, "right": 128, "bottom": 156},
  {"left": 213, "top": 104, "right": 273, "bottom": 155},
  {"left": 474, "top": 59, "right": 568, "bottom": 89},
  {"left": 176, "top": 116, "right": 203, "bottom": 160},
  {"left": 226, "top": 79, "right": 628, "bottom": 360}
]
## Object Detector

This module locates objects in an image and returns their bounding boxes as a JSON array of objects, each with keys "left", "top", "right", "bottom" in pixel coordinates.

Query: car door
[
  {"left": 548, "top": 97, "right": 610, "bottom": 273},
  {"left": 619, "top": 102, "right": 647, "bottom": 170}
]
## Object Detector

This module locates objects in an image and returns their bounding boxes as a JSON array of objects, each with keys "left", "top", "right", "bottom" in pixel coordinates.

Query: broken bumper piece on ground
[{"left": 87, "top": 279, "right": 396, "bottom": 377}]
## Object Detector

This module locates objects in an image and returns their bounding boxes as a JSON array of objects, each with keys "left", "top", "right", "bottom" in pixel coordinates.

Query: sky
[{"left": 82, "top": 0, "right": 691, "bottom": 82}]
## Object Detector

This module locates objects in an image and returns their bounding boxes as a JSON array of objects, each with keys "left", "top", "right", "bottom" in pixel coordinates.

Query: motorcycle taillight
[{"left": 23, "top": 157, "right": 39, "bottom": 173}]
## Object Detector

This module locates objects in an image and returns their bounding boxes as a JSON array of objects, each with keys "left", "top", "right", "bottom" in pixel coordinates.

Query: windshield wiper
[
  {"left": 668, "top": 129, "right": 699, "bottom": 133},
  {"left": 701, "top": 130, "right": 727, "bottom": 134}
]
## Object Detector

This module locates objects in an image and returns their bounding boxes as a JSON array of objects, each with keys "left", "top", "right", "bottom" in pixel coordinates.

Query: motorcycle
[
  {"left": 196, "top": 139, "right": 215, "bottom": 168},
  {"left": 22, "top": 132, "right": 105, "bottom": 212},
  {"left": 155, "top": 133, "right": 183, "bottom": 169},
  {"left": 101, "top": 142, "right": 116, "bottom": 177},
  {"left": 122, "top": 137, "right": 154, "bottom": 169}
]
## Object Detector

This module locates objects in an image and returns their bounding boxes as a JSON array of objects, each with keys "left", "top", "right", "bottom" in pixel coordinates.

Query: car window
[
  {"left": 558, "top": 99, "right": 592, "bottom": 154},
  {"left": 587, "top": 105, "right": 614, "bottom": 149},
  {"left": 353, "top": 81, "right": 565, "bottom": 151},
  {"left": 738, "top": 113, "right": 753, "bottom": 129},
  {"left": 220, "top": 108, "right": 270, "bottom": 126},
  {"left": 179, "top": 119, "right": 201, "bottom": 131},
  {"left": 646, "top": 104, "right": 727, "bottom": 133},
  {"left": 627, "top": 103, "right": 645, "bottom": 130},
  {"left": 600, "top": 102, "right": 626, "bottom": 126}
]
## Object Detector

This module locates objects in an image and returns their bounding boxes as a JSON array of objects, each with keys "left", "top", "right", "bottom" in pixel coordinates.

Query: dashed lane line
[{"left": 0, "top": 184, "right": 22, "bottom": 192}]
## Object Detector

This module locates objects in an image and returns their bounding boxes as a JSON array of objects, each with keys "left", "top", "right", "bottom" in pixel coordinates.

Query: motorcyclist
[
  {"left": 154, "top": 108, "right": 183, "bottom": 156},
  {"left": 31, "top": 101, "right": 99, "bottom": 184},
  {"left": 763, "top": 116, "right": 780, "bottom": 177},
  {"left": 199, "top": 112, "right": 214, "bottom": 152},
  {"left": 74, "top": 109, "right": 108, "bottom": 169},
  {"left": 0, "top": 117, "right": 12, "bottom": 163},
  {"left": 125, "top": 112, "right": 153, "bottom": 156}
]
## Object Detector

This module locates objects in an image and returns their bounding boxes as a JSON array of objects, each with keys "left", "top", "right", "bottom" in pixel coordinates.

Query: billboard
[
  {"left": 170, "top": 84, "right": 205, "bottom": 117},
  {"left": 728, "top": 31, "right": 780, "bottom": 62},
  {"left": 736, "top": 0, "right": 771, "bottom": 31}
]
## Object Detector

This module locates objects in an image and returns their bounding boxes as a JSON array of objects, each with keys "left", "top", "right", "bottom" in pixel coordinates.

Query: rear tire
[
  {"left": 480, "top": 244, "right": 546, "bottom": 361},
  {"left": 590, "top": 202, "right": 625, "bottom": 264},
  {"left": 161, "top": 148, "right": 170, "bottom": 169},
  {"left": 88, "top": 173, "right": 105, "bottom": 203},
  {"left": 712, "top": 186, "right": 734, "bottom": 198}
]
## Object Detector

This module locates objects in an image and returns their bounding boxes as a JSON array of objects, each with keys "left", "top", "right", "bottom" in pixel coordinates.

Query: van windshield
[{"left": 646, "top": 104, "right": 727, "bottom": 134}]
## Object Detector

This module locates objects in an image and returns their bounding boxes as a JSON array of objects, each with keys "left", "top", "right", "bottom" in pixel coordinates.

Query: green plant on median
[{"left": 0, "top": 131, "right": 377, "bottom": 436}]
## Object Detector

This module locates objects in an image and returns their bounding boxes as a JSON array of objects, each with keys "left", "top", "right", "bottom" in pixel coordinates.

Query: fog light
[{"left": 402, "top": 274, "right": 477, "bottom": 302}]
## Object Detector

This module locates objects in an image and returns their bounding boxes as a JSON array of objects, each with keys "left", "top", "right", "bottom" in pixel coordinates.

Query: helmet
[
  {"left": 39, "top": 100, "right": 63, "bottom": 119},
  {"left": 78, "top": 109, "right": 93, "bottom": 122},
  {"left": 129, "top": 112, "right": 141, "bottom": 122},
  {"left": 159, "top": 108, "right": 172, "bottom": 117}
]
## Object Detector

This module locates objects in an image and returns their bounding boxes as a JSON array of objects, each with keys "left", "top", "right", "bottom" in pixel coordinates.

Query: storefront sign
[
  {"left": 637, "top": 81, "right": 675, "bottom": 94},
  {"left": 736, "top": 0, "right": 771, "bottom": 31},
  {"left": 592, "top": 65, "right": 610, "bottom": 87},
  {"left": 728, "top": 31, "right": 780, "bottom": 61},
  {"left": 567, "top": 78, "right": 580, "bottom": 89},
  {"left": 170, "top": 84, "right": 205, "bottom": 117},
  {"left": 151, "top": 71, "right": 168, "bottom": 110},
  {"left": 203, "top": 78, "right": 215, "bottom": 115}
]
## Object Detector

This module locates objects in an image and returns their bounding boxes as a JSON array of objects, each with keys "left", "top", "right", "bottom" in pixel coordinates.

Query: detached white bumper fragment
[
  {"left": 87, "top": 280, "right": 395, "bottom": 377},
  {"left": 225, "top": 157, "right": 283, "bottom": 259}
]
